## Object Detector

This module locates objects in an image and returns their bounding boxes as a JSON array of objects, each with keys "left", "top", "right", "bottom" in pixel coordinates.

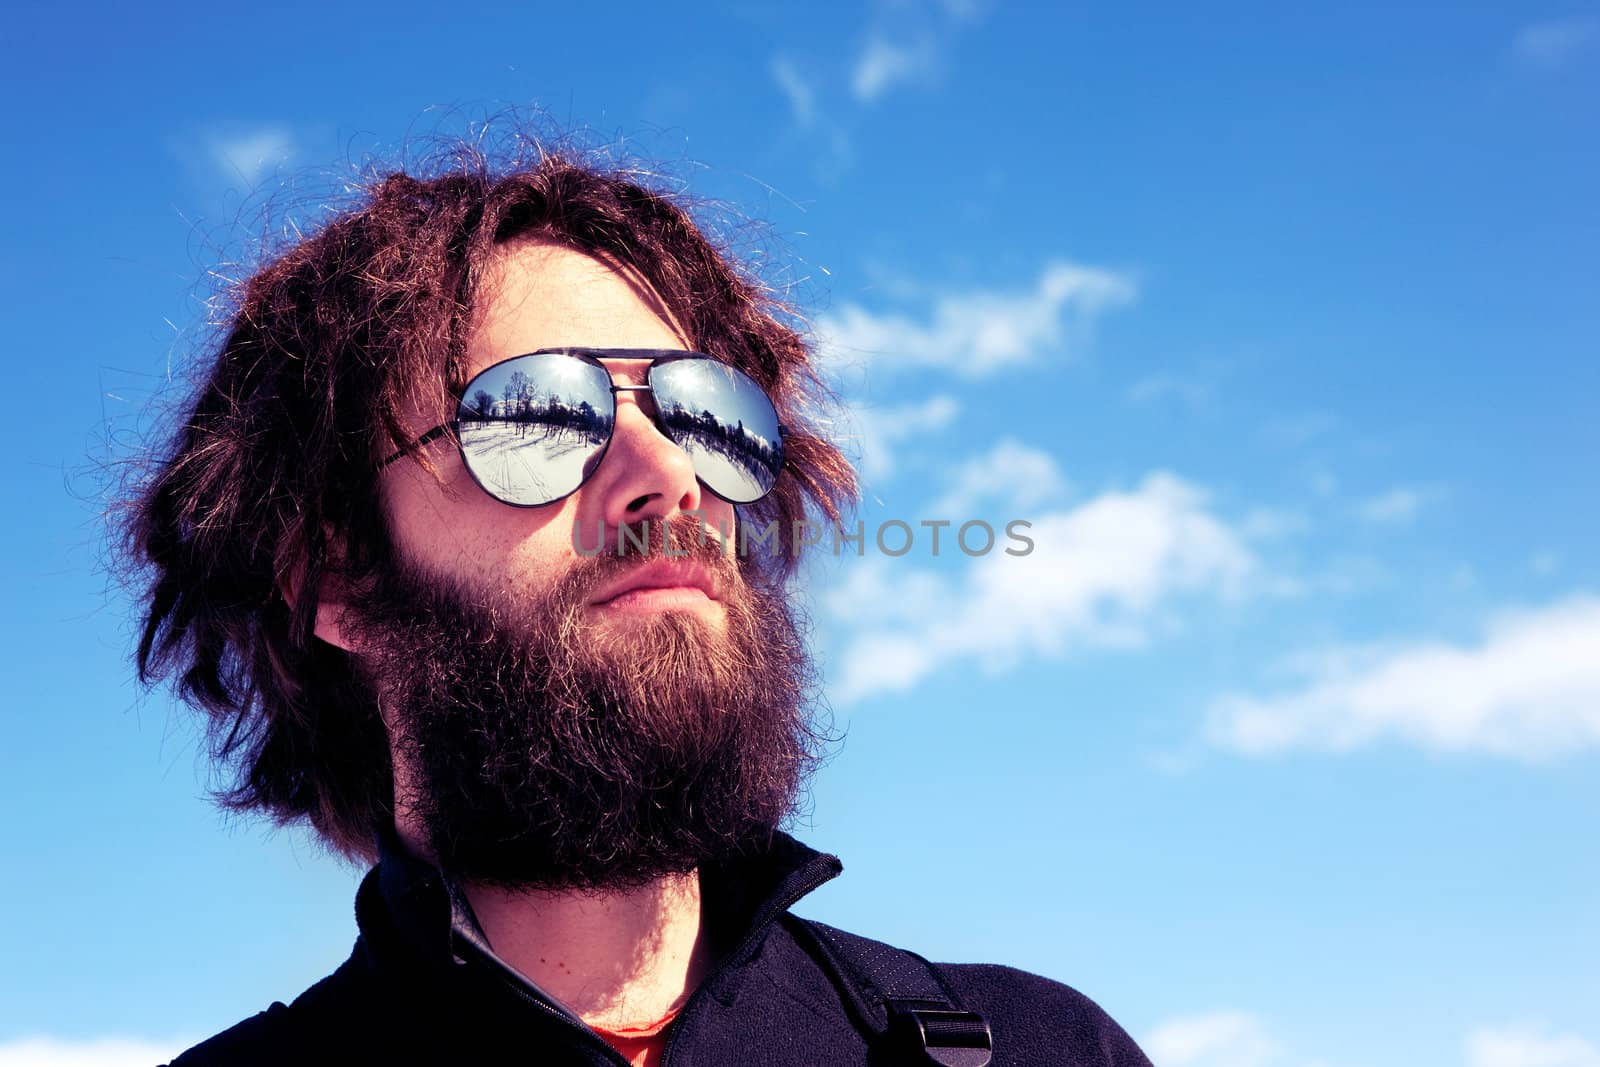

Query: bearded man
[{"left": 126, "top": 144, "right": 1153, "bottom": 1066}]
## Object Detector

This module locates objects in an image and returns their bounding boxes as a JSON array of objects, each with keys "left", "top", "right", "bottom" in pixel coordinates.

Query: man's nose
[{"left": 588, "top": 388, "right": 704, "bottom": 531}]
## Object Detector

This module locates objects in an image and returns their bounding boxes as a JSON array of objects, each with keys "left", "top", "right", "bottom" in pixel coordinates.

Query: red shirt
[{"left": 590, "top": 1003, "right": 685, "bottom": 1067}]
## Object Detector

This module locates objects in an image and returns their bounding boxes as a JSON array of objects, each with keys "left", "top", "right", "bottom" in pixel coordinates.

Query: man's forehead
[{"left": 465, "top": 240, "right": 688, "bottom": 375}]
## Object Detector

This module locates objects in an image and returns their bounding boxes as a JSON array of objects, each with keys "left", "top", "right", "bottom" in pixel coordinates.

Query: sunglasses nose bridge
[
  {"left": 608, "top": 381, "right": 662, "bottom": 426},
  {"left": 608, "top": 382, "right": 689, "bottom": 460},
  {"left": 591, "top": 387, "right": 707, "bottom": 524}
]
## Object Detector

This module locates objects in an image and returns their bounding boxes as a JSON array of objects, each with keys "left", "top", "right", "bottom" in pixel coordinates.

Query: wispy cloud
[
  {"left": 1513, "top": 16, "right": 1600, "bottom": 70},
  {"left": 1308, "top": 469, "right": 1339, "bottom": 498},
  {"left": 765, "top": 52, "right": 855, "bottom": 181},
  {"left": 1354, "top": 486, "right": 1429, "bottom": 525},
  {"left": 816, "top": 262, "right": 1136, "bottom": 378},
  {"left": 1261, "top": 413, "right": 1338, "bottom": 449},
  {"left": 772, "top": 1, "right": 984, "bottom": 177},
  {"left": 929, "top": 438, "right": 1068, "bottom": 515},
  {"left": 770, "top": 56, "right": 818, "bottom": 127},
  {"left": 1205, "top": 596, "right": 1600, "bottom": 761},
  {"left": 1144, "top": 1013, "right": 1600, "bottom": 1067},
  {"left": 1143, "top": 1011, "right": 1284, "bottom": 1067},
  {"left": 1127, "top": 374, "right": 1212, "bottom": 411},
  {"left": 937, "top": 0, "right": 989, "bottom": 21},
  {"left": 825, "top": 472, "right": 1254, "bottom": 702},
  {"left": 1240, "top": 507, "right": 1310, "bottom": 542},
  {"left": 1467, "top": 1023, "right": 1600, "bottom": 1067},
  {"left": 0, "top": 1035, "right": 194, "bottom": 1067},
  {"left": 852, "top": 34, "right": 940, "bottom": 101},
  {"left": 848, "top": 0, "right": 989, "bottom": 102},
  {"left": 845, "top": 394, "right": 960, "bottom": 481},
  {"left": 205, "top": 125, "right": 296, "bottom": 185}
]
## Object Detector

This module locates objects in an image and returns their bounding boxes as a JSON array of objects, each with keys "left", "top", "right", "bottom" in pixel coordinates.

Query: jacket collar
[{"left": 360, "top": 825, "right": 844, "bottom": 1014}]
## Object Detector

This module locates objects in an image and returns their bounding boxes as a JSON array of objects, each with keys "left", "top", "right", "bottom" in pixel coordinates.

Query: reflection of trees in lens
[
  {"left": 525, "top": 395, "right": 607, "bottom": 439},
  {"left": 660, "top": 401, "right": 779, "bottom": 492},
  {"left": 503, "top": 370, "right": 530, "bottom": 411},
  {"left": 462, "top": 374, "right": 610, "bottom": 444}
]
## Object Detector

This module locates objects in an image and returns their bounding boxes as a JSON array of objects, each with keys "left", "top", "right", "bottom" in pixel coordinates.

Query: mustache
[{"left": 562, "top": 513, "right": 747, "bottom": 598}]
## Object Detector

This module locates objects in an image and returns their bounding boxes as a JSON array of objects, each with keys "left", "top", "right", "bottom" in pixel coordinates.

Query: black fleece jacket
[{"left": 166, "top": 832, "right": 1153, "bottom": 1066}]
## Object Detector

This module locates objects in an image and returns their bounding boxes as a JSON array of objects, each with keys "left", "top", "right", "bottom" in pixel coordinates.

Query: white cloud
[
  {"left": 770, "top": 56, "right": 817, "bottom": 127},
  {"left": 206, "top": 125, "right": 295, "bottom": 185},
  {"left": 929, "top": 438, "right": 1068, "bottom": 515},
  {"left": 1144, "top": 1011, "right": 1284, "bottom": 1067},
  {"left": 1205, "top": 596, "right": 1600, "bottom": 761},
  {"left": 1513, "top": 16, "right": 1599, "bottom": 69},
  {"left": 1467, "top": 1024, "right": 1600, "bottom": 1067},
  {"left": 846, "top": 394, "right": 960, "bottom": 481},
  {"left": 816, "top": 262, "right": 1136, "bottom": 379},
  {"left": 827, "top": 472, "right": 1254, "bottom": 702},
  {"left": 0, "top": 1036, "right": 194, "bottom": 1067},
  {"left": 852, "top": 34, "right": 939, "bottom": 101},
  {"left": 821, "top": 563, "right": 957, "bottom": 634},
  {"left": 1354, "top": 487, "right": 1426, "bottom": 525}
]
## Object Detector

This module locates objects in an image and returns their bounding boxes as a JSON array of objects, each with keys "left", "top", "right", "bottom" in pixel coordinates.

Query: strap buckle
[{"left": 889, "top": 1001, "right": 994, "bottom": 1067}]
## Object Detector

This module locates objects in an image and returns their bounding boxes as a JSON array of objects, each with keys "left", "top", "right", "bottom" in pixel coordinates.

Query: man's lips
[{"left": 588, "top": 560, "right": 720, "bottom": 608}]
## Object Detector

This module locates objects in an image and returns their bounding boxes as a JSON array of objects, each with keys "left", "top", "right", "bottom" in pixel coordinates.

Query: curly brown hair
[{"left": 122, "top": 139, "right": 857, "bottom": 864}]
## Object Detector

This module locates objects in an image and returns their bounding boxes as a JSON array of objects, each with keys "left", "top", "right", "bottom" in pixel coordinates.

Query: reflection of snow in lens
[
  {"left": 458, "top": 422, "right": 606, "bottom": 505},
  {"left": 671, "top": 434, "right": 772, "bottom": 502}
]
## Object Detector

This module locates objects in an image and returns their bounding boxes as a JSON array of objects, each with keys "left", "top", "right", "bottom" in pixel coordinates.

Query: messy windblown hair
[{"left": 120, "top": 137, "right": 856, "bottom": 863}]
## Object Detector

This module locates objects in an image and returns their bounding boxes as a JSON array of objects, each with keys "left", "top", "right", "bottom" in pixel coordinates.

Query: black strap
[{"left": 787, "top": 917, "right": 993, "bottom": 1067}]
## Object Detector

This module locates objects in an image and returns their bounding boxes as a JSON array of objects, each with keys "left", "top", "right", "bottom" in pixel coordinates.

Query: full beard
[{"left": 345, "top": 516, "right": 823, "bottom": 891}]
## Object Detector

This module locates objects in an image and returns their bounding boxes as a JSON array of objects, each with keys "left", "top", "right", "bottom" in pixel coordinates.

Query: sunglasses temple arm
[{"left": 377, "top": 422, "right": 456, "bottom": 469}]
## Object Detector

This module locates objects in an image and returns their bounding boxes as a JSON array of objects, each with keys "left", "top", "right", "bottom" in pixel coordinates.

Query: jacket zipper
[
  {"left": 452, "top": 933, "right": 636, "bottom": 1067},
  {"left": 657, "top": 856, "right": 842, "bottom": 1067}
]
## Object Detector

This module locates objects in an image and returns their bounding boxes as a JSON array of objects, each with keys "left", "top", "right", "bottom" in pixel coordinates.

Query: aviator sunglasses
[{"left": 378, "top": 348, "right": 786, "bottom": 508}]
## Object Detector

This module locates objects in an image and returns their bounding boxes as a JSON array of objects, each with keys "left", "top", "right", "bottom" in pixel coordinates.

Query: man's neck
[{"left": 460, "top": 869, "right": 714, "bottom": 1032}]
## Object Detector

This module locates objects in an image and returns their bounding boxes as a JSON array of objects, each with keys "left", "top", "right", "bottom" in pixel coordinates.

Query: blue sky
[{"left": 2, "top": 2, "right": 1598, "bottom": 1065}]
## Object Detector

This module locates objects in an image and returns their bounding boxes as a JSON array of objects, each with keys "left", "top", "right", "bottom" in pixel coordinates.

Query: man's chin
[{"left": 587, "top": 595, "right": 729, "bottom": 632}]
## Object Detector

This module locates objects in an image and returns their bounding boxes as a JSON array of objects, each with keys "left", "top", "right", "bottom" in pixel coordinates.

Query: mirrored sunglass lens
[
  {"left": 650, "top": 359, "right": 783, "bottom": 503},
  {"left": 455, "top": 354, "right": 614, "bottom": 505}
]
